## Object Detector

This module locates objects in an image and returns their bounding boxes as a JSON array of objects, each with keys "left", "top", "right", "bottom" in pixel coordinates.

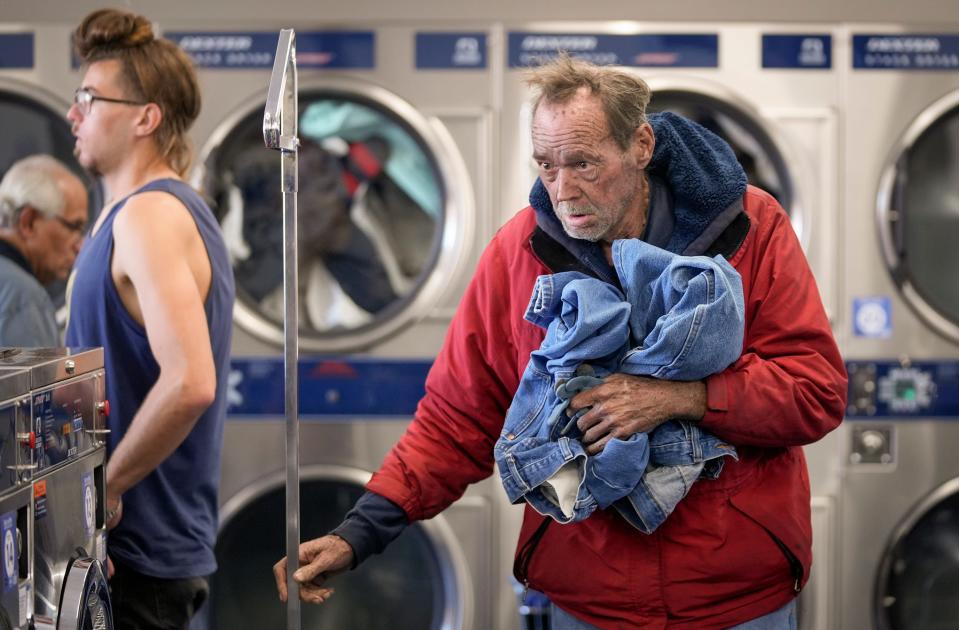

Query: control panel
[
  {"left": 847, "top": 360, "right": 958, "bottom": 419},
  {"left": 30, "top": 372, "right": 107, "bottom": 473}
]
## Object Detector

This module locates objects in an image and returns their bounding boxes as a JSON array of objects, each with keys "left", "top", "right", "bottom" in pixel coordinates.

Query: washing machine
[
  {"left": 840, "top": 26, "right": 959, "bottom": 630},
  {"left": 157, "top": 24, "right": 521, "bottom": 629},
  {"left": 500, "top": 22, "right": 842, "bottom": 629},
  {"left": 0, "top": 365, "right": 36, "bottom": 630},
  {"left": 0, "top": 27, "right": 102, "bottom": 323},
  {"left": 0, "top": 348, "right": 111, "bottom": 630}
]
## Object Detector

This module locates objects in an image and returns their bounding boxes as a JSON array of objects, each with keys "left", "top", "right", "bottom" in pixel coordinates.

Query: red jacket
[{"left": 368, "top": 186, "right": 847, "bottom": 628}]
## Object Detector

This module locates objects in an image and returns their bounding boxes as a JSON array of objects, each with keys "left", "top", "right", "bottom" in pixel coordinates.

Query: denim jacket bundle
[{"left": 495, "top": 238, "right": 744, "bottom": 533}]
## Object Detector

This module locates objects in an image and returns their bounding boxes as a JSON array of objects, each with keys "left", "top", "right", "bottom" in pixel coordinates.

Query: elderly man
[
  {"left": 275, "top": 55, "right": 846, "bottom": 629},
  {"left": 0, "top": 155, "right": 87, "bottom": 347}
]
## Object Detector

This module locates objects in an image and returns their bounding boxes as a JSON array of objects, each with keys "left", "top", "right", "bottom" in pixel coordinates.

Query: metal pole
[{"left": 264, "top": 28, "right": 300, "bottom": 630}]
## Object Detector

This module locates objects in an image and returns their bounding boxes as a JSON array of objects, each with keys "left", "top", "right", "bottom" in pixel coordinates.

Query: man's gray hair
[
  {"left": 0, "top": 155, "right": 76, "bottom": 228},
  {"left": 526, "top": 53, "right": 652, "bottom": 151}
]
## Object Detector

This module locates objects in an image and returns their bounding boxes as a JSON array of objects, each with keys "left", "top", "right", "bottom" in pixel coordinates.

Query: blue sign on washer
[
  {"left": 227, "top": 357, "right": 432, "bottom": 417},
  {"left": 1, "top": 512, "right": 15, "bottom": 591},
  {"left": 853, "top": 34, "right": 959, "bottom": 70},
  {"left": 762, "top": 35, "right": 831, "bottom": 69},
  {"left": 0, "top": 34, "right": 33, "bottom": 69},
  {"left": 416, "top": 33, "right": 486, "bottom": 69},
  {"left": 166, "top": 31, "right": 374, "bottom": 69},
  {"left": 81, "top": 471, "right": 94, "bottom": 538},
  {"left": 853, "top": 297, "right": 893, "bottom": 338},
  {"left": 508, "top": 32, "right": 718, "bottom": 68}
]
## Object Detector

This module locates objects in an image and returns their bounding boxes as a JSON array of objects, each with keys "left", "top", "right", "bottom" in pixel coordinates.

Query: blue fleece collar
[{"left": 530, "top": 111, "right": 748, "bottom": 257}]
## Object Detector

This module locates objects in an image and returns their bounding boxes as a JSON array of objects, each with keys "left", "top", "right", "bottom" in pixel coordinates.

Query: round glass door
[
  {"left": 878, "top": 97, "right": 959, "bottom": 343},
  {"left": 210, "top": 472, "right": 464, "bottom": 630},
  {"left": 0, "top": 83, "right": 100, "bottom": 319},
  {"left": 57, "top": 557, "right": 113, "bottom": 630},
  {"left": 875, "top": 478, "right": 959, "bottom": 630},
  {"left": 199, "top": 82, "right": 469, "bottom": 351},
  {"left": 648, "top": 89, "right": 794, "bottom": 210}
]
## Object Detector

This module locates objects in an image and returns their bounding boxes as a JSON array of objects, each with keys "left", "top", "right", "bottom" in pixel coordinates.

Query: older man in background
[{"left": 0, "top": 155, "right": 87, "bottom": 347}]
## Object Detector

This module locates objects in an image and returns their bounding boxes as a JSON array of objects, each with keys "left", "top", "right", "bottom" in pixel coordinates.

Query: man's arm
[
  {"left": 104, "top": 193, "right": 217, "bottom": 515},
  {"left": 274, "top": 220, "right": 532, "bottom": 603},
  {"left": 696, "top": 195, "right": 847, "bottom": 446},
  {"left": 273, "top": 491, "right": 407, "bottom": 603}
]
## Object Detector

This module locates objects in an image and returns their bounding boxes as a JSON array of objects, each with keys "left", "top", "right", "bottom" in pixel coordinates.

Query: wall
[{"left": 2, "top": 0, "right": 959, "bottom": 26}]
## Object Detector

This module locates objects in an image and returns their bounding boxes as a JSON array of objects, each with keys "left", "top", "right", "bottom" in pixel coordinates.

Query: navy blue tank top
[{"left": 66, "top": 179, "right": 235, "bottom": 578}]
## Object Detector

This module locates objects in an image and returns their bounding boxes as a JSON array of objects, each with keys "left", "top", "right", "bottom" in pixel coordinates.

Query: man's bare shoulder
[{"left": 111, "top": 189, "right": 200, "bottom": 254}]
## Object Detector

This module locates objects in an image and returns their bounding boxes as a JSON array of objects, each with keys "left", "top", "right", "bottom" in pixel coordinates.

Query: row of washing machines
[
  {"left": 0, "top": 348, "right": 112, "bottom": 630},
  {"left": 2, "top": 18, "right": 959, "bottom": 630}
]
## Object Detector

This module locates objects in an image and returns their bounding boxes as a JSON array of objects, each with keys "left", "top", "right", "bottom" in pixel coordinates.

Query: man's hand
[
  {"left": 273, "top": 535, "right": 354, "bottom": 604},
  {"left": 569, "top": 374, "right": 707, "bottom": 455},
  {"left": 105, "top": 495, "right": 123, "bottom": 530}
]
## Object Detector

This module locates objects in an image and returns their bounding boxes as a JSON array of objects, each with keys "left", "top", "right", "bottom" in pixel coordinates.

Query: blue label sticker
[
  {"left": 508, "top": 32, "right": 718, "bottom": 68},
  {"left": 32, "top": 390, "right": 75, "bottom": 470},
  {"left": 81, "top": 471, "right": 94, "bottom": 538},
  {"left": 853, "top": 34, "right": 959, "bottom": 70},
  {"left": 853, "top": 297, "right": 893, "bottom": 338},
  {"left": 0, "top": 34, "right": 33, "bottom": 69},
  {"left": 166, "top": 31, "right": 375, "bottom": 69},
  {"left": 227, "top": 358, "right": 432, "bottom": 417},
  {"left": 1, "top": 512, "right": 15, "bottom": 591},
  {"left": 416, "top": 33, "right": 487, "bottom": 69},
  {"left": 762, "top": 35, "right": 832, "bottom": 69},
  {"left": 34, "top": 481, "right": 46, "bottom": 521}
]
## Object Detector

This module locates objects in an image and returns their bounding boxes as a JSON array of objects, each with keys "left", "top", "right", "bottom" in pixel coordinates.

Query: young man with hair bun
[{"left": 66, "top": 8, "right": 235, "bottom": 629}]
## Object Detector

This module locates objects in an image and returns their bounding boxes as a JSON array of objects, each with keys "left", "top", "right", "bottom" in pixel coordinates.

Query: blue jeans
[
  {"left": 496, "top": 238, "right": 743, "bottom": 531},
  {"left": 549, "top": 599, "right": 798, "bottom": 630}
]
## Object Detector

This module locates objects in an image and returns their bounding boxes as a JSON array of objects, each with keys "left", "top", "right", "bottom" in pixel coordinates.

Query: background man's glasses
[
  {"left": 12, "top": 205, "right": 87, "bottom": 235},
  {"left": 73, "top": 87, "right": 148, "bottom": 116},
  {"left": 53, "top": 215, "right": 87, "bottom": 235}
]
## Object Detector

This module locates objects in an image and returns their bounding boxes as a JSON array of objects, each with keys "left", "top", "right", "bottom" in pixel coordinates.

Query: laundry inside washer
[{"left": 202, "top": 93, "right": 443, "bottom": 337}]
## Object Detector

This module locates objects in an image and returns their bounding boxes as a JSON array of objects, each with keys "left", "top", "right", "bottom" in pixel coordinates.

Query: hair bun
[{"left": 74, "top": 8, "right": 154, "bottom": 60}]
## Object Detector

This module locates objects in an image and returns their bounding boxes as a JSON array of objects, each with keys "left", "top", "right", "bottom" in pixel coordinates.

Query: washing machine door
[
  {"left": 647, "top": 81, "right": 796, "bottom": 213},
  {"left": 877, "top": 94, "right": 959, "bottom": 344},
  {"left": 210, "top": 465, "right": 471, "bottom": 630},
  {"left": 56, "top": 557, "right": 112, "bottom": 630},
  {"left": 875, "top": 477, "right": 959, "bottom": 630},
  {"left": 0, "top": 81, "right": 76, "bottom": 174},
  {"left": 196, "top": 78, "right": 474, "bottom": 352}
]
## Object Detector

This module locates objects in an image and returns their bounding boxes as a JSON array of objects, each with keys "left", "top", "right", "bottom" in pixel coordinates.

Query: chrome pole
[{"left": 264, "top": 28, "right": 300, "bottom": 630}]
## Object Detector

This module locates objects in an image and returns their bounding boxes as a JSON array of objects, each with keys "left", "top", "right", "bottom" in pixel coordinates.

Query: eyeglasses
[
  {"left": 53, "top": 215, "right": 87, "bottom": 235},
  {"left": 73, "top": 87, "right": 148, "bottom": 116},
  {"left": 12, "top": 205, "right": 87, "bottom": 235}
]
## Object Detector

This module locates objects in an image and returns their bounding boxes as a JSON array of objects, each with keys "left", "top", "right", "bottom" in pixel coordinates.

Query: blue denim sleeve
[{"left": 331, "top": 491, "right": 409, "bottom": 568}]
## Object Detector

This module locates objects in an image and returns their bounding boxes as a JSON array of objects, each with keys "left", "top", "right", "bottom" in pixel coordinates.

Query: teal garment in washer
[{"left": 300, "top": 101, "right": 442, "bottom": 217}]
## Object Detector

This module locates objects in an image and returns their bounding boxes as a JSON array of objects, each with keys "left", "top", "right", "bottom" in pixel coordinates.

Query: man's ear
[
  {"left": 134, "top": 102, "right": 163, "bottom": 137},
  {"left": 632, "top": 122, "right": 655, "bottom": 170},
  {"left": 16, "top": 205, "right": 40, "bottom": 237}
]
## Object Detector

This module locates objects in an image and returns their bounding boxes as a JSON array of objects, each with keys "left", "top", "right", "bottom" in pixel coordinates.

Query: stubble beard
[
  {"left": 556, "top": 201, "right": 622, "bottom": 242},
  {"left": 74, "top": 144, "right": 103, "bottom": 178}
]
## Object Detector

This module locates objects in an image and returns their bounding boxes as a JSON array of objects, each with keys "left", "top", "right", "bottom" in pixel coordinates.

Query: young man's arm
[{"left": 104, "top": 191, "right": 217, "bottom": 521}]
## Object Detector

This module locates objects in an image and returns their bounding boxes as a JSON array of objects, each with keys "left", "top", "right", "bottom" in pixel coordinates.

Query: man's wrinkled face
[
  {"left": 531, "top": 89, "right": 652, "bottom": 244},
  {"left": 26, "top": 176, "right": 87, "bottom": 284}
]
